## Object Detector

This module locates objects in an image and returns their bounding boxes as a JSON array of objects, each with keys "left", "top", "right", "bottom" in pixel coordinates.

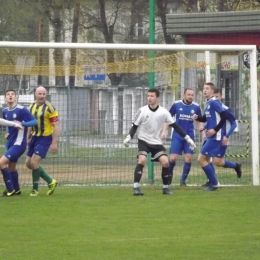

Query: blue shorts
[
  {"left": 27, "top": 135, "right": 52, "bottom": 159},
  {"left": 169, "top": 137, "right": 194, "bottom": 155},
  {"left": 200, "top": 139, "right": 225, "bottom": 157},
  {"left": 215, "top": 145, "right": 228, "bottom": 158},
  {"left": 4, "top": 145, "right": 26, "bottom": 163}
]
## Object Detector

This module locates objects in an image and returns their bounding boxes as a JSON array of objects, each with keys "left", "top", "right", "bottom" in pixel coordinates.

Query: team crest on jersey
[
  {"left": 13, "top": 114, "right": 17, "bottom": 119},
  {"left": 191, "top": 109, "right": 194, "bottom": 114}
]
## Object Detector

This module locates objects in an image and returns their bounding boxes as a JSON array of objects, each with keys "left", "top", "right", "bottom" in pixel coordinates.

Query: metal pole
[{"left": 148, "top": 0, "right": 155, "bottom": 183}]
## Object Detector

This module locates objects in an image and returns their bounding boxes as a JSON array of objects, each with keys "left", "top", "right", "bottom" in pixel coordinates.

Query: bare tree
[{"left": 69, "top": 0, "right": 80, "bottom": 86}]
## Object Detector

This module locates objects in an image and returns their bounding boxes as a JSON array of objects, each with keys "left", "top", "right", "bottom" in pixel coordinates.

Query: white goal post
[{"left": 0, "top": 41, "right": 258, "bottom": 185}]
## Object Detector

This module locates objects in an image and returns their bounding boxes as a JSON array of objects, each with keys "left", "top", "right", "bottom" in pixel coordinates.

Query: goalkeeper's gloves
[
  {"left": 184, "top": 135, "right": 196, "bottom": 151},
  {"left": 123, "top": 134, "right": 131, "bottom": 147}
]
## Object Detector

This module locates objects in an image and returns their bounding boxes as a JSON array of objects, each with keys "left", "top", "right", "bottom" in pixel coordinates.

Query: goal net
[{"left": 0, "top": 42, "right": 258, "bottom": 187}]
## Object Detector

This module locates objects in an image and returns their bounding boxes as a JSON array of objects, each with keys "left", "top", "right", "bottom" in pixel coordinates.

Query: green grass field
[{"left": 1, "top": 186, "right": 260, "bottom": 260}]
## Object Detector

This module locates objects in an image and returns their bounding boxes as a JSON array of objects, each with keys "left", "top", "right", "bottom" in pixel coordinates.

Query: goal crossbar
[{"left": 0, "top": 41, "right": 258, "bottom": 185}]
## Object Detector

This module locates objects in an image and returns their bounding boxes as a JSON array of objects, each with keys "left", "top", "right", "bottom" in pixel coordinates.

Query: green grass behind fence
[{"left": 1, "top": 186, "right": 260, "bottom": 260}]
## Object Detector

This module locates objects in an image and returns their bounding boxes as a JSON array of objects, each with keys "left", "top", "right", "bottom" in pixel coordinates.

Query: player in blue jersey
[
  {"left": 166, "top": 88, "right": 204, "bottom": 186},
  {"left": 1, "top": 89, "right": 37, "bottom": 197},
  {"left": 193, "top": 82, "right": 228, "bottom": 191},
  {"left": 201, "top": 89, "right": 242, "bottom": 187}
]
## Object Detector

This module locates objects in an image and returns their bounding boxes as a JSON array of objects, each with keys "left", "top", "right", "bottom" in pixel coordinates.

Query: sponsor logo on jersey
[
  {"left": 179, "top": 114, "right": 192, "bottom": 119},
  {"left": 191, "top": 109, "right": 194, "bottom": 114},
  {"left": 179, "top": 108, "right": 183, "bottom": 110}
]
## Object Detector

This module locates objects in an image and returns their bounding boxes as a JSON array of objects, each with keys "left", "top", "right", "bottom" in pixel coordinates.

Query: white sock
[
  {"left": 163, "top": 185, "right": 168, "bottom": 188},
  {"left": 133, "top": 182, "right": 139, "bottom": 188}
]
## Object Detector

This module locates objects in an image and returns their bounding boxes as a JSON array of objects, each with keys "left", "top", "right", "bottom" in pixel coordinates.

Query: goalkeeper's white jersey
[{"left": 133, "top": 105, "right": 174, "bottom": 145}]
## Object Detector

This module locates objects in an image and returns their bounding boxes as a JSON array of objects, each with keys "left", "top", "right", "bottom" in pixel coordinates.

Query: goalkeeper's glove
[
  {"left": 123, "top": 134, "right": 131, "bottom": 147},
  {"left": 184, "top": 135, "right": 196, "bottom": 151}
]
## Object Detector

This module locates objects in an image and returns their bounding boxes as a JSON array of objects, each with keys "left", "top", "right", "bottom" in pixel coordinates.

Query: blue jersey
[
  {"left": 221, "top": 103, "right": 236, "bottom": 138},
  {"left": 204, "top": 97, "right": 225, "bottom": 141},
  {"left": 3, "top": 104, "right": 35, "bottom": 148},
  {"left": 169, "top": 100, "right": 202, "bottom": 140}
]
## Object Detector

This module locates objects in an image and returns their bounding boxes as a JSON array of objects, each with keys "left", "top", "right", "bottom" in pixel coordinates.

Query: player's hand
[
  {"left": 5, "top": 133, "right": 9, "bottom": 139},
  {"left": 13, "top": 120, "right": 23, "bottom": 130},
  {"left": 49, "top": 143, "right": 58, "bottom": 154},
  {"left": 192, "top": 114, "right": 198, "bottom": 120},
  {"left": 184, "top": 135, "right": 196, "bottom": 151},
  {"left": 123, "top": 134, "right": 131, "bottom": 147},
  {"left": 222, "top": 136, "right": 228, "bottom": 146},
  {"left": 160, "top": 131, "right": 167, "bottom": 140},
  {"left": 206, "top": 129, "right": 216, "bottom": 137}
]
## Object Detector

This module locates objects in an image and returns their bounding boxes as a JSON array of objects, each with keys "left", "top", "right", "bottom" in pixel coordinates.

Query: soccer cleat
[
  {"left": 162, "top": 187, "right": 173, "bottom": 195},
  {"left": 15, "top": 190, "right": 22, "bottom": 195},
  {"left": 6, "top": 190, "right": 16, "bottom": 197},
  {"left": 30, "top": 190, "right": 39, "bottom": 196},
  {"left": 47, "top": 179, "right": 58, "bottom": 195},
  {"left": 1, "top": 190, "right": 7, "bottom": 197},
  {"left": 203, "top": 185, "right": 219, "bottom": 191},
  {"left": 201, "top": 181, "right": 210, "bottom": 187},
  {"left": 235, "top": 163, "right": 242, "bottom": 178},
  {"left": 180, "top": 181, "right": 187, "bottom": 186},
  {"left": 133, "top": 187, "right": 144, "bottom": 196}
]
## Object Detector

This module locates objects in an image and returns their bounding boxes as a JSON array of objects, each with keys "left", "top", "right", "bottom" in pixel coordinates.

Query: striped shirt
[{"left": 28, "top": 100, "right": 58, "bottom": 136}]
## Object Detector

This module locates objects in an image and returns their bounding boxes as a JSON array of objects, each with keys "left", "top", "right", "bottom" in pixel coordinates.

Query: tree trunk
[
  {"left": 69, "top": 0, "right": 80, "bottom": 87},
  {"left": 37, "top": 13, "right": 44, "bottom": 86}
]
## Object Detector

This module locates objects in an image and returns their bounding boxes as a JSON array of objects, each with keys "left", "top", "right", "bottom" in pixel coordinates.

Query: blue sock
[
  {"left": 168, "top": 161, "right": 175, "bottom": 185},
  {"left": 209, "top": 162, "right": 215, "bottom": 171},
  {"left": 169, "top": 161, "right": 176, "bottom": 175},
  {"left": 11, "top": 170, "right": 19, "bottom": 191},
  {"left": 1, "top": 168, "right": 14, "bottom": 192},
  {"left": 223, "top": 160, "right": 236, "bottom": 169},
  {"left": 202, "top": 164, "right": 218, "bottom": 186},
  {"left": 180, "top": 162, "right": 191, "bottom": 182}
]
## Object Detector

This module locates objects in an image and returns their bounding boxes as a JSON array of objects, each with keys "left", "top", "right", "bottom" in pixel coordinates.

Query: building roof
[{"left": 166, "top": 10, "right": 260, "bottom": 35}]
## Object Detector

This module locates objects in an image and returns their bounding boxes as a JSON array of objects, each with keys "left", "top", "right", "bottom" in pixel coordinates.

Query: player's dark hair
[
  {"left": 148, "top": 88, "right": 160, "bottom": 97},
  {"left": 214, "top": 88, "right": 222, "bottom": 95},
  {"left": 184, "top": 88, "right": 194, "bottom": 94},
  {"left": 5, "top": 89, "right": 16, "bottom": 96},
  {"left": 205, "top": 82, "right": 215, "bottom": 90}
]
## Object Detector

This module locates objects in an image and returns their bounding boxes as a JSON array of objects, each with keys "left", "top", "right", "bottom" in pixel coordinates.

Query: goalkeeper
[{"left": 123, "top": 89, "right": 196, "bottom": 196}]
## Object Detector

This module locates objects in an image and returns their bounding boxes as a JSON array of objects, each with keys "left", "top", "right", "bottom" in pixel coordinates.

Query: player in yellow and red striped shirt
[{"left": 26, "top": 86, "right": 59, "bottom": 196}]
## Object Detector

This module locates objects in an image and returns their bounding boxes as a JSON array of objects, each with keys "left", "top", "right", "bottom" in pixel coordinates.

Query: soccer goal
[{"left": 0, "top": 42, "right": 258, "bottom": 187}]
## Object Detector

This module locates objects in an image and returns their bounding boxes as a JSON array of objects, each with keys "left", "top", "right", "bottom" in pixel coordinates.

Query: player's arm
[
  {"left": 196, "top": 107, "right": 205, "bottom": 134},
  {"left": 50, "top": 116, "right": 59, "bottom": 153},
  {"left": 222, "top": 119, "right": 237, "bottom": 146},
  {"left": 169, "top": 122, "right": 196, "bottom": 150},
  {"left": 193, "top": 114, "right": 207, "bottom": 122},
  {"left": 124, "top": 108, "right": 143, "bottom": 147},
  {"left": 197, "top": 121, "right": 206, "bottom": 138},
  {"left": 21, "top": 107, "right": 38, "bottom": 127},
  {"left": 21, "top": 118, "right": 37, "bottom": 127},
  {"left": 214, "top": 111, "right": 227, "bottom": 132},
  {"left": 161, "top": 122, "right": 169, "bottom": 139},
  {"left": 206, "top": 111, "right": 227, "bottom": 137},
  {"left": 0, "top": 118, "right": 22, "bottom": 129},
  {"left": 124, "top": 124, "right": 138, "bottom": 147},
  {"left": 226, "top": 119, "right": 237, "bottom": 138}
]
